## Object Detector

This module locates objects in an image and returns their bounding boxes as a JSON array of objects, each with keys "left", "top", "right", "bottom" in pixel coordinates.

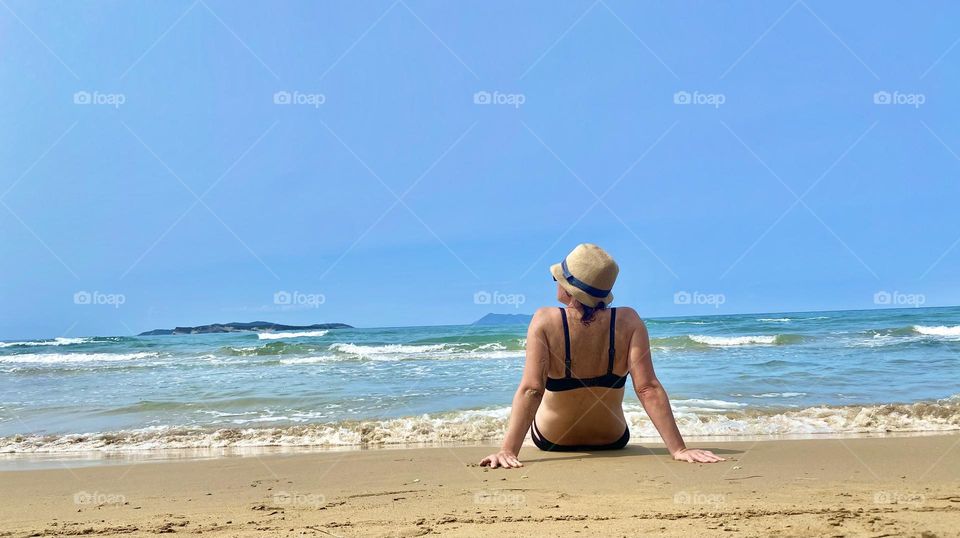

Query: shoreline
[
  {"left": 1, "top": 435, "right": 958, "bottom": 537},
  {"left": 5, "top": 393, "right": 959, "bottom": 459},
  {"left": 2, "top": 429, "right": 959, "bottom": 471}
]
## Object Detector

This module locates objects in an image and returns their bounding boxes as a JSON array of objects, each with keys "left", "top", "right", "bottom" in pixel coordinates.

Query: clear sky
[{"left": 2, "top": 1, "right": 959, "bottom": 339}]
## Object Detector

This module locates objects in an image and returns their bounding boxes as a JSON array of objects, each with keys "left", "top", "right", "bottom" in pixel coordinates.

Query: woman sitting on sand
[{"left": 481, "top": 244, "right": 724, "bottom": 468}]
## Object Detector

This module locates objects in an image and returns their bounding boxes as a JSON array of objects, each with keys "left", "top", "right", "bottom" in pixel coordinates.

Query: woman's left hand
[{"left": 672, "top": 448, "right": 725, "bottom": 463}]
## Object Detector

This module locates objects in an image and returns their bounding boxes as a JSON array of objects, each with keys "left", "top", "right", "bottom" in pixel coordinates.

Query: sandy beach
[{"left": 1, "top": 435, "right": 958, "bottom": 537}]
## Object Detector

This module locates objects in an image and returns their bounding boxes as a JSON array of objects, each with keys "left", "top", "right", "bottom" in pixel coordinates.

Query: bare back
[{"left": 534, "top": 307, "right": 631, "bottom": 445}]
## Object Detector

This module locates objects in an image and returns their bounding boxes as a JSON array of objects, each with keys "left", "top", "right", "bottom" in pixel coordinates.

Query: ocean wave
[
  {"left": 913, "top": 325, "right": 960, "bottom": 337},
  {"left": 0, "top": 352, "right": 158, "bottom": 364},
  {"left": 3, "top": 397, "right": 959, "bottom": 453},
  {"left": 651, "top": 334, "right": 803, "bottom": 350},
  {"left": 257, "top": 330, "right": 329, "bottom": 340},
  {"left": 0, "top": 337, "right": 92, "bottom": 348},
  {"left": 330, "top": 343, "right": 451, "bottom": 355},
  {"left": 221, "top": 342, "right": 324, "bottom": 356},
  {"left": 690, "top": 335, "right": 777, "bottom": 346},
  {"left": 474, "top": 342, "right": 506, "bottom": 351},
  {"left": 218, "top": 341, "right": 522, "bottom": 361},
  {"left": 278, "top": 355, "right": 340, "bottom": 365},
  {"left": 757, "top": 318, "right": 792, "bottom": 323},
  {"left": 328, "top": 342, "right": 520, "bottom": 361},
  {"left": 850, "top": 324, "right": 960, "bottom": 348}
]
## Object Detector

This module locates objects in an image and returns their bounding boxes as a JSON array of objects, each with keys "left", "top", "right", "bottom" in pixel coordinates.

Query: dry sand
[{"left": 1, "top": 435, "right": 959, "bottom": 537}]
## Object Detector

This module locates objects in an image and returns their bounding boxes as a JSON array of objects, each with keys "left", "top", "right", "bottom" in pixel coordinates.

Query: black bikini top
[{"left": 545, "top": 307, "right": 627, "bottom": 391}]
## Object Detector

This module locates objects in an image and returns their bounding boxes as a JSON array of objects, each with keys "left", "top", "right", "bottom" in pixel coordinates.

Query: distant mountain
[
  {"left": 472, "top": 313, "right": 532, "bottom": 326},
  {"left": 139, "top": 321, "right": 352, "bottom": 336}
]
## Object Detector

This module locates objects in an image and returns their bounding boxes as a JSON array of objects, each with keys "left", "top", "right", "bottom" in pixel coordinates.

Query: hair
[{"left": 578, "top": 301, "right": 607, "bottom": 326}]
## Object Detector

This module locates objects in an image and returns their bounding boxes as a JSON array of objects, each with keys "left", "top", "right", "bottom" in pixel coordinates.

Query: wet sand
[{"left": 1, "top": 435, "right": 959, "bottom": 537}]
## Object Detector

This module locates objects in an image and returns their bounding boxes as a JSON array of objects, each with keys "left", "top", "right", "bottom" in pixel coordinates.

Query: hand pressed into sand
[
  {"left": 479, "top": 449, "right": 522, "bottom": 469},
  {"left": 671, "top": 447, "right": 725, "bottom": 463}
]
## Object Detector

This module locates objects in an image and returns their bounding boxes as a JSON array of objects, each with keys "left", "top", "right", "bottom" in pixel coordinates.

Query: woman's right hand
[
  {"left": 672, "top": 447, "right": 725, "bottom": 463},
  {"left": 479, "top": 450, "right": 522, "bottom": 469}
]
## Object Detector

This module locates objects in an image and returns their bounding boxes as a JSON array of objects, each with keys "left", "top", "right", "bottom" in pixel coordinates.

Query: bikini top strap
[
  {"left": 559, "top": 307, "right": 572, "bottom": 378},
  {"left": 607, "top": 308, "right": 617, "bottom": 373}
]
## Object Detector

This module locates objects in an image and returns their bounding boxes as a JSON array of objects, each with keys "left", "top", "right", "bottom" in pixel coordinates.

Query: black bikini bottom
[{"left": 530, "top": 419, "right": 630, "bottom": 452}]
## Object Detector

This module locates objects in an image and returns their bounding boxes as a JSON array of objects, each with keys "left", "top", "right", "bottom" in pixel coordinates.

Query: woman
[{"left": 480, "top": 243, "right": 724, "bottom": 468}]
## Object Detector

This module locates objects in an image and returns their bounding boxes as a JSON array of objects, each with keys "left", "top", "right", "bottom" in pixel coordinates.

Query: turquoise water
[{"left": 1, "top": 307, "right": 959, "bottom": 454}]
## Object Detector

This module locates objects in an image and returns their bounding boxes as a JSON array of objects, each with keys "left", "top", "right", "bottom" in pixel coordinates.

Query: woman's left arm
[
  {"left": 479, "top": 309, "right": 549, "bottom": 469},
  {"left": 626, "top": 309, "right": 725, "bottom": 464}
]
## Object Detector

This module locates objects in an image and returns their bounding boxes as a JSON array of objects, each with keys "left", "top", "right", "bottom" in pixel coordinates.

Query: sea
[{"left": 2, "top": 306, "right": 959, "bottom": 464}]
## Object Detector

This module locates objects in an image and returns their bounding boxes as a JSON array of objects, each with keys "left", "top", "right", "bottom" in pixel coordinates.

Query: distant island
[
  {"left": 139, "top": 321, "right": 352, "bottom": 336},
  {"left": 473, "top": 313, "right": 532, "bottom": 326}
]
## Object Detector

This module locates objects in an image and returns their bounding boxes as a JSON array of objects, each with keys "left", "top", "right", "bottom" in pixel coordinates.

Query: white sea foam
[
  {"left": 849, "top": 325, "right": 960, "bottom": 348},
  {"left": 0, "top": 352, "right": 158, "bottom": 364},
  {"left": 257, "top": 330, "right": 329, "bottom": 340},
  {"left": 757, "top": 318, "right": 792, "bottom": 322},
  {"left": 913, "top": 325, "right": 960, "bottom": 337},
  {"left": 278, "top": 355, "right": 339, "bottom": 365},
  {"left": 0, "top": 337, "right": 91, "bottom": 348},
  {"left": 749, "top": 392, "right": 807, "bottom": 398},
  {"left": 329, "top": 343, "right": 451, "bottom": 356},
  {"left": 689, "top": 335, "right": 778, "bottom": 346},
  {"left": 3, "top": 398, "right": 958, "bottom": 453},
  {"left": 324, "top": 342, "right": 521, "bottom": 362}
]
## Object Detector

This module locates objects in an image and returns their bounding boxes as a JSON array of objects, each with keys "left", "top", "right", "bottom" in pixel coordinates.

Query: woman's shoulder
[
  {"left": 612, "top": 306, "right": 648, "bottom": 331},
  {"left": 612, "top": 305, "right": 641, "bottom": 319},
  {"left": 530, "top": 306, "right": 560, "bottom": 323}
]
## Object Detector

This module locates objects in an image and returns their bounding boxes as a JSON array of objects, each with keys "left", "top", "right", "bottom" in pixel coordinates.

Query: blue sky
[{"left": 2, "top": 1, "right": 959, "bottom": 339}]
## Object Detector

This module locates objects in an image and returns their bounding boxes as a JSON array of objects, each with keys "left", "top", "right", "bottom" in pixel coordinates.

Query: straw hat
[{"left": 550, "top": 243, "right": 619, "bottom": 308}]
